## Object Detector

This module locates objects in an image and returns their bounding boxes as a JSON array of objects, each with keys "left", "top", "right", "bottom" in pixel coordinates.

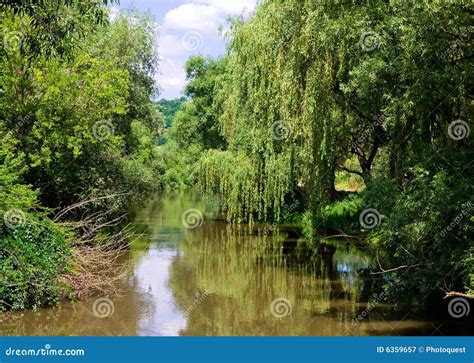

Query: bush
[
  {"left": 0, "top": 214, "right": 73, "bottom": 310},
  {"left": 316, "top": 195, "right": 363, "bottom": 233},
  {"left": 161, "top": 169, "right": 185, "bottom": 191},
  {"left": 365, "top": 165, "right": 473, "bottom": 298},
  {"left": 0, "top": 152, "right": 73, "bottom": 311}
]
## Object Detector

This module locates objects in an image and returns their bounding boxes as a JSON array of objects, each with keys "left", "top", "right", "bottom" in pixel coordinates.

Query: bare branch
[
  {"left": 371, "top": 251, "right": 422, "bottom": 274},
  {"left": 444, "top": 291, "right": 474, "bottom": 299},
  {"left": 53, "top": 193, "right": 130, "bottom": 221},
  {"left": 337, "top": 164, "right": 364, "bottom": 177}
]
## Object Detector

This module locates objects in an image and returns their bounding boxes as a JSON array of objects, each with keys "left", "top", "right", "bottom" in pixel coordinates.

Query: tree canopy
[
  {"left": 168, "top": 0, "right": 473, "bottom": 299},
  {"left": 0, "top": 2, "right": 166, "bottom": 310}
]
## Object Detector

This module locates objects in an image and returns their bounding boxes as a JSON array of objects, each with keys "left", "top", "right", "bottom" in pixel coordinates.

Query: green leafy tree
[
  {"left": 191, "top": 0, "right": 473, "bottom": 298},
  {"left": 158, "top": 97, "right": 186, "bottom": 129},
  {"left": 0, "top": 5, "right": 166, "bottom": 310}
]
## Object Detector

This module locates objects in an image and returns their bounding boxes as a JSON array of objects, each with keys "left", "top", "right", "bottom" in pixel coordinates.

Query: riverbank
[{"left": 1, "top": 194, "right": 471, "bottom": 336}]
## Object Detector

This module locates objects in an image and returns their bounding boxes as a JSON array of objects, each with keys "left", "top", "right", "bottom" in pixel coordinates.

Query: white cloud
[
  {"left": 163, "top": 4, "right": 221, "bottom": 33},
  {"left": 159, "top": 34, "right": 189, "bottom": 57},
  {"left": 157, "top": 57, "right": 187, "bottom": 99},
  {"left": 190, "top": 0, "right": 256, "bottom": 15},
  {"left": 162, "top": 0, "right": 257, "bottom": 32},
  {"left": 156, "top": 0, "right": 257, "bottom": 98},
  {"left": 109, "top": 6, "right": 120, "bottom": 21}
]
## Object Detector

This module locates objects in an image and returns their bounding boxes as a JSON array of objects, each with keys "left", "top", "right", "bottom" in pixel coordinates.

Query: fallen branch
[
  {"left": 55, "top": 194, "right": 141, "bottom": 300},
  {"left": 370, "top": 251, "right": 422, "bottom": 274},
  {"left": 444, "top": 291, "right": 474, "bottom": 299},
  {"left": 370, "top": 264, "right": 423, "bottom": 274},
  {"left": 321, "top": 232, "right": 361, "bottom": 240},
  {"left": 53, "top": 193, "right": 130, "bottom": 221}
]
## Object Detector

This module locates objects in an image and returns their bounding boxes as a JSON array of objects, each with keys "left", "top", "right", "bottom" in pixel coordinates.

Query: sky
[{"left": 116, "top": 0, "right": 257, "bottom": 100}]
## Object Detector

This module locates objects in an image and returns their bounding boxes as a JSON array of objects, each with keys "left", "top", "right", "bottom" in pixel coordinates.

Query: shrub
[
  {"left": 0, "top": 214, "right": 73, "bottom": 311},
  {"left": 317, "top": 195, "right": 363, "bottom": 233},
  {"left": 366, "top": 166, "right": 473, "bottom": 298}
]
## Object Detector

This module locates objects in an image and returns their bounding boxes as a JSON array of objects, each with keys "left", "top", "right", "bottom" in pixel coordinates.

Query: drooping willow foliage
[
  {"left": 197, "top": 0, "right": 472, "bottom": 233},
  {"left": 198, "top": 1, "right": 338, "bottom": 224},
  {"left": 198, "top": 150, "right": 292, "bottom": 223}
]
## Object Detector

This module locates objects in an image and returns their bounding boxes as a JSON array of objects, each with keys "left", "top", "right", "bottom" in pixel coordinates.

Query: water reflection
[
  {"left": 133, "top": 247, "right": 186, "bottom": 336},
  {"left": 0, "top": 193, "right": 467, "bottom": 336}
]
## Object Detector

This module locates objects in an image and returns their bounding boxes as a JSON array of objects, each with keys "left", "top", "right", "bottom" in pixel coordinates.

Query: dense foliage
[
  {"left": 1, "top": 0, "right": 472, "bottom": 312},
  {"left": 168, "top": 0, "right": 473, "bottom": 300},
  {"left": 157, "top": 56, "right": 229, "bottom": 191},
  {"left": 158, "top": 98, "right": 186, "bottom": 129},
  {"left": 0, "top": 3, "right": 165, "bottom": 310}
]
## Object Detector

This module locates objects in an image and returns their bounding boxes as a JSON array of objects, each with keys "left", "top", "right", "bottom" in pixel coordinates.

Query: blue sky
[{"left": 116, "top": 0, "right": 257, "bottom": 100}]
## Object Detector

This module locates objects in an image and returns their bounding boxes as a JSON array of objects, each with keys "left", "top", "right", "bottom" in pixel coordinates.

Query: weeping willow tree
[
  {"left": 197, "top": 0, "right": 472, "bottom": 225},
  {"left": 199, "top": 0, "right": 382, "bottom": 227},
  {"left": 199, "top": 0, "right": 339, "bottom": 226},
  {"left": 192, "top": 0, "right": 473, "bottom": 297}
]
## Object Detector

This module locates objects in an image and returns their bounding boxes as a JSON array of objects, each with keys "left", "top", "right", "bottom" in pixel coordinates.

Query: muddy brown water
[{"left": 1, "top": 194, "right": 470, "bottom": 336}]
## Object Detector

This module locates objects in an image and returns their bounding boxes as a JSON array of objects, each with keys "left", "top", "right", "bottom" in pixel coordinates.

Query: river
[{"left": 0, "top": 193, "right": 469, "bottom": 336}]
